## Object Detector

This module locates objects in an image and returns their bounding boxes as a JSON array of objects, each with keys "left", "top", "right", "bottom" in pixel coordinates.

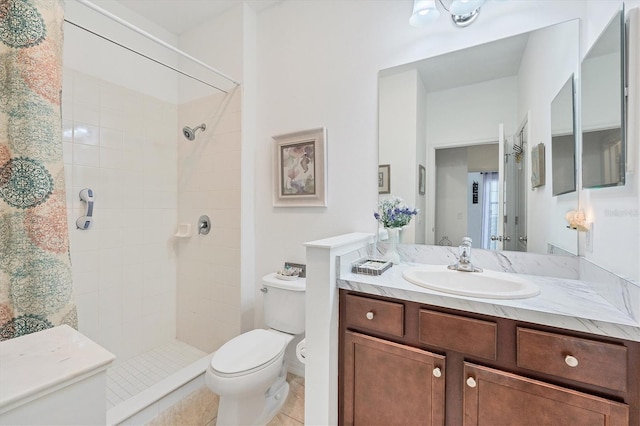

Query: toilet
[{"left": 205, "top": 273, "right": 306, "bottom": 425}]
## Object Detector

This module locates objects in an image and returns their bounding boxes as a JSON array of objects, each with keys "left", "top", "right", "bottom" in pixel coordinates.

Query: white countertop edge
[
  {"left": 0, "top": 363, "right": 112, "bottom": 415},
  {"left": 305, "top": 233, "right": 374, "bottom": 249},
  {"left": 338, "top": 272, "right": 640, "bottom": 342}
]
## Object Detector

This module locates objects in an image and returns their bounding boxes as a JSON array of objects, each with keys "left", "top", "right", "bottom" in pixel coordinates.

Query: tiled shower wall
[
  {"left": 176, "top": 89, "right": 242, "bottom": 353},
  {"left": 62, "top": 69, "right": 179, "bottom": 362}
]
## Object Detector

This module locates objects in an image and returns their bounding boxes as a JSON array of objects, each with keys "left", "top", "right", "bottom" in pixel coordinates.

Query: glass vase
[{"left": 383, "top": 227, "right": 401, "bottom": 264}]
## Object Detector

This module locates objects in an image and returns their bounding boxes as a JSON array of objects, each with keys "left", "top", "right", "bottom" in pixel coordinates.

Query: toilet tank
[{"left": 262, "top": 273, "right": 306, "bottom": 334}]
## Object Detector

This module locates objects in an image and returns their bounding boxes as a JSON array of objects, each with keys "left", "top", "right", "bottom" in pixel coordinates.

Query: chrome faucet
[{"left": 448, "top": 237, "right": 483, "bottom": 272}]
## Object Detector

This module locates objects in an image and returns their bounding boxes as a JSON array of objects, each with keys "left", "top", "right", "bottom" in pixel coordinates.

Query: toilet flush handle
[{"left": 260, "top": 287, "right": 268, "bottom": 293}]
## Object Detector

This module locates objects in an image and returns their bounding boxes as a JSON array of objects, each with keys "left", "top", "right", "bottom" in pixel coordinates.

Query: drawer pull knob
[
  {"left": 466, "top": 377, "right": 477, "bottom": 388},
  {"left": 365, "top": 311, "right": 375, "bottom": 320},
  {"left": 433, "top": 367, "right": 442, "bottom": 378},
  {"left": 565, "top": 355, "right": 579, "bottom": 367}
]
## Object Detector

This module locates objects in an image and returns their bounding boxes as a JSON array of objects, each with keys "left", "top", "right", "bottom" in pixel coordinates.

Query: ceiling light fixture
[{"left": 410, "top": 0, "right": 486, "bottom": 28}]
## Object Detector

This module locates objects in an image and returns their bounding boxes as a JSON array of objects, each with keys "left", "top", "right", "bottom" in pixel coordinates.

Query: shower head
[{"left": 182, "top": 123, "right": 206, "bottom": 141}]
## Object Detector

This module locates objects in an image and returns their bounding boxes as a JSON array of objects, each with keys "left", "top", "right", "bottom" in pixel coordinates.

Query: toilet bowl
[{"left": 206, "top": 273, "right": 305, "bottom": 425}]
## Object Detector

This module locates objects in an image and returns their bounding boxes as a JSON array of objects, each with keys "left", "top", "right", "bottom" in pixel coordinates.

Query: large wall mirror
[
  {"left": 551, "top": 75, "right": 577, "bottom": 196},
  {"left": 378, "top": 19, "right": 580, "bottom": 255},
  {"left": 581, "top": 8, "right": 626, "bottom": 188}
]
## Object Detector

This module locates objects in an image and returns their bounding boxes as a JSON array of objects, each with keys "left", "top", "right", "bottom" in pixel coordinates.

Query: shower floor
[{"left": 106, "top": 340, "right": 207, "bottom": 408}]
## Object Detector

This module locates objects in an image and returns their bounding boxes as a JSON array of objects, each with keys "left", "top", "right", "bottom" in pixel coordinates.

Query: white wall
[
  {"left": 254, "top": 0, "right": 633, "bottom": 289},
  {"left": 176, "top": 90, "right": 242, "bottom": 353},
  {"left": 63, "top": 1, "right": 184, "bottom": 361},
  {"left": 63, "top": 0, "right": 245, "bottom": 362},
  {"left": 65, "top": 0, "right": 179, "bottom": 104},
  {"left": 62, "top": 69, "right": 179, "bottom": 362},
  {"left": 435, "top": 147, "right": 469, "bottom": 244},
  {"left": 180, "top": 4, "right": 260, "bottom": 346},
  {"left": 378, "top": 69, "right": 419, "bottom": 243},
  {"left": 427, "top": 77, "right": 519, "bottom": 145},
  {"left": 518, "top": 18, "right": 580, "bottom": 255},
  {"left": 579, "top": 1, "right": 640, "bottom": 280},
  {"left": 425, "top": 76, "right": 517, "bottom": 244}
]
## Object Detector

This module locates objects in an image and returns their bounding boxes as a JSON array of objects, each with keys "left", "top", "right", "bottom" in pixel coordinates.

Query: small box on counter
[{"left": 351, "top": 258, "right": 392, "bottom": 276}]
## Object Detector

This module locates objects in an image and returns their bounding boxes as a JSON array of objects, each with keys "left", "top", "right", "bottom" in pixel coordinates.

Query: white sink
[{"left": 402, "top": 265, "right": 540, "bottom": 299}]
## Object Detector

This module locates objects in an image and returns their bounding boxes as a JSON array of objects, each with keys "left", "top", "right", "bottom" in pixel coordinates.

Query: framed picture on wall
[
  {"left": 531, "top": 143, "right": 546, "bottom": 188},
  {"left": 378, "top": 164, "right": 390, "bottom": 194},
  {"left": 273, "top": 127, "right": 327, "bottom": 207},
  {"left": 419, "top": 164, "right": 426, "bottom": 195}
]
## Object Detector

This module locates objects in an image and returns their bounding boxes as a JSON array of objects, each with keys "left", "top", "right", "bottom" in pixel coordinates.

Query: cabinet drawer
[
  {"left": 344, "top": 294, "right": 404, "bottom": 337},
  {"left": 517, "top": 328, "right": 627, "bottom": 392},
  {"left": 419, "top": 309, "right": 497, "bottom": 360}
]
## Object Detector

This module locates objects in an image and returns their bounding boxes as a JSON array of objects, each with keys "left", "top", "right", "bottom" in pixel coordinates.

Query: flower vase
[{"left": 383, "top": 227, "right": 401, "bottom": 265}]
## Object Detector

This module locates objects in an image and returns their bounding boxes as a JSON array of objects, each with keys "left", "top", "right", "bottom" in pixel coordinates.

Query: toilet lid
[{"left": 211, "top": 329, "right": 287, "bottom": 375}]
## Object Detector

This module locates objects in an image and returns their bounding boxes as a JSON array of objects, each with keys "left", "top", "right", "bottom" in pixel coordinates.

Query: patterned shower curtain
[{"left": 0, "top": 0, "right": 77, "bottom": 340}]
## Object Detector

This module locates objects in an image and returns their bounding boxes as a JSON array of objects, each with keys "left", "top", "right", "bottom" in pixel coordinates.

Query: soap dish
[
  {"left": 275, "top": 273, "right": 299, "bottom": 281},
  {"left": 275, "top": 268, "right": 299, "bottom": 280},
  {"left": 352, "top": 258, "right": 392, "bottom": 276}
]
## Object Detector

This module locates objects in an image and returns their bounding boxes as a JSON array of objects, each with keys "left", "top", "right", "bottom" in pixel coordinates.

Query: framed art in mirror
[
  {"left": 378, "top": 164, "right": 390, "bottom": 194},
  {"left": 273, "top": 127, "right": 327, "bottom": 207}
]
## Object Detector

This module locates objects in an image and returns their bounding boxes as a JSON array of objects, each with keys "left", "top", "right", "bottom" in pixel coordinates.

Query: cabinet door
[
  {"left": 343, "top": 331, "right": 445, "bottom": 426},
  {"left": 463, "top": 362, "right": 629, "bottom": 426}
]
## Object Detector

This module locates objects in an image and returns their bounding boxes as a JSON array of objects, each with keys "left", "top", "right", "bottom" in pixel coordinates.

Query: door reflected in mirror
[
  {"left": 551, "top": 75, "right": 576, "bottom": 196},
  {"left": 581, "top": 8, "right": 626, "bottom": 188},
  {"left": 435, "top": 144, "right": 499, "bottom": 250}
]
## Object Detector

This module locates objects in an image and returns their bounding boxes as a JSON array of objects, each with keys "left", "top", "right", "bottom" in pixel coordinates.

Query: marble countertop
[{"left": 338, "top": 262, "right": 640, "bottom": 342}]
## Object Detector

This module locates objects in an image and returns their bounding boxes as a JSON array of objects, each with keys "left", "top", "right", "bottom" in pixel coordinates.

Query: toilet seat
[{"left": 211, "top": 329, "right": 288, "bottom": 377}]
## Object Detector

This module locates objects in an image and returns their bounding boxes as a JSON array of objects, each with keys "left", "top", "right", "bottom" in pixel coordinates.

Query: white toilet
[{"left": 205, "top": 273, "right": 306, "bottom": 425}]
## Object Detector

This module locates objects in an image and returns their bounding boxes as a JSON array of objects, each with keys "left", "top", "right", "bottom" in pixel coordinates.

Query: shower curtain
[{"left": 0, "top": 0, "right": 77, "bottom": 340}]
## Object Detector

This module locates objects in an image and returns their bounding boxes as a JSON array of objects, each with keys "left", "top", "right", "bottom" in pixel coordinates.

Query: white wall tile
[
  {"left": 73, "top": 103, "right": 100, "bottom": 126},
  {"left": 73, "top": 144, "right": 100, "bottom": 167},
  {"left": 75, "top": 291, "right": 100, "bottom": 341},
  {"left": 100, "top": 127, "right": 124, "bottom": 150},
  {"left": 73, "top": 122, "right": 99, "bottom": 146},
  {"left": 65, "top": 69, "right": 243, "bottom": 364}
]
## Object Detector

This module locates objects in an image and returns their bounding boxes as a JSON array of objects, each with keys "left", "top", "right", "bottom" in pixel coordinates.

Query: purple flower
[{"left": 375, "top": 196, "right": 419, "bottom": 228}]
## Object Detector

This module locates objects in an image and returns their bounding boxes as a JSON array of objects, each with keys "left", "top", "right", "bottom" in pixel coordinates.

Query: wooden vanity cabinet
[
  {"left": 464, "top": 363, "right": 629, "bottom": 425},
  {"left": 339, "top": 290, "right": 640, "bottom": 426},
  {"left": 343, "top": 331, "right": 446, "bottom": 426}
]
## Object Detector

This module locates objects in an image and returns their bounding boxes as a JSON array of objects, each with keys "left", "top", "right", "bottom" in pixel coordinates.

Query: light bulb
[
  {"left": 410, "top": 0, "right": 440, "bottom": 27},
  {"left": 450, "top": 0, "right": 485, "bottom": 16}
]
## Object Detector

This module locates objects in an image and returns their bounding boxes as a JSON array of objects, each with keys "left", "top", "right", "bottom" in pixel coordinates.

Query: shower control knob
[{"left": 365, "top": 311, "right": 375, "bottom": 320}]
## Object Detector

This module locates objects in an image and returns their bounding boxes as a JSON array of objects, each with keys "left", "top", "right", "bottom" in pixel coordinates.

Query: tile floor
[
  {"left": 147, "top": 373, "right": 305, "bottom": 426},
  {"left": 107, "top": 341, "right": 206, "bottom": 408}
]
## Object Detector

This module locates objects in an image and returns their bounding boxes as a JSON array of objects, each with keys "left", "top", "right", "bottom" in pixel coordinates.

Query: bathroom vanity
[
  {"left": 339, "top": 289, "right": 638, "bottom": 425},
  {"left": 335, "top": 246, "right": 640, "bottom": 426}
]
